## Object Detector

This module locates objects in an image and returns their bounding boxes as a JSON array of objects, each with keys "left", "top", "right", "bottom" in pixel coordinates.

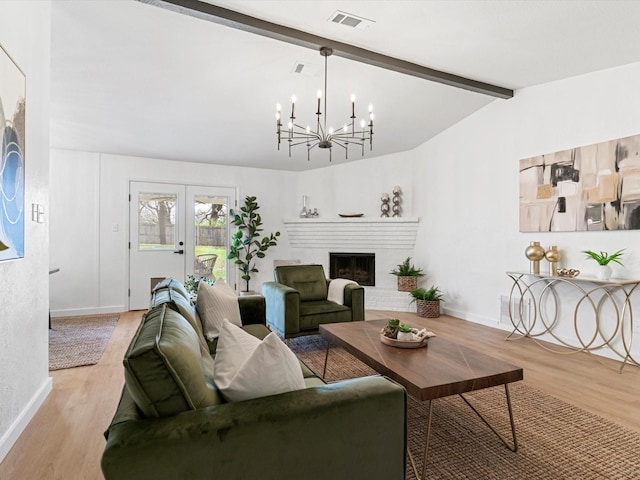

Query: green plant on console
[
  {"left": 228, "top": 195, "right": 281, "bottom": 292},
  {"left": 582, "top": 249, "right": 625, "bottom": 266},
  {"left": 390, "top": 257, "right": 425, "bottom": 277},
  {"left": 409, "top": 286, "right": 444, "bottom": 302}
]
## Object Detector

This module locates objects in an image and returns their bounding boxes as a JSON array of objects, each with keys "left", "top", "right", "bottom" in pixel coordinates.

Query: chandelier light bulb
[
  {"left": 368, "top": 104, "right": 373, "bottom": 113},
  {"left": 276, "top": 111, "right": 280, "bottom": 120},
  {"left": 306, "top": 125, "right": 310, "bottom": 133},
  {"left": 343, "top": 124, "right": 348, "bottom": 133},
  {"left": 351, "top": 94, "right": 356, "bottom": 103},
  {"left": 360, "top": 119, "right": 366, "bottom": 129},
  {"left": 329, "top": 127, "right": 334, "bottom": 135},
  {"left": 317, "top": 90, "right": 322, "bottom": 99},
  {"left": 288, "top": 121, "right": 293, "bottom": 130},
  {"left": 291, "top": 95, "right": 296, "bottom": 103}
]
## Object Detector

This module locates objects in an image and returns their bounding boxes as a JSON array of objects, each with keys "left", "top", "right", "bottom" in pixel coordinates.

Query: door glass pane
[
  {"left": 138, "top": 192, "right": 177, "bottom": 250},
  {"left": 193, "top": 195, "right": 228, "bottom": 281}
]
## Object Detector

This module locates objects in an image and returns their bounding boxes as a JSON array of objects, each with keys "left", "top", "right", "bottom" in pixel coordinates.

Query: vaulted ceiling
[{"left": 50, "top": 1, "right": 640, "bottom": 171}]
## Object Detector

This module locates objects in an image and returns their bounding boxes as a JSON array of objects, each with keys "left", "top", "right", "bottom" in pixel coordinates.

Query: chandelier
[{"left": 276, "top": 47, "right": 374, "bottom": 161}]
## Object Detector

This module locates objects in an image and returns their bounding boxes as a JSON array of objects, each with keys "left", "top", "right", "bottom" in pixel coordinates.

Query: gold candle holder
[{"left": 525, "top": 241, "right": 546, "bottom": 274}]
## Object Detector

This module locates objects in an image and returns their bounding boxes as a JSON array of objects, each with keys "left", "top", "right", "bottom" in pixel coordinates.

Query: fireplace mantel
[{"left": 282, "top": 217, "right": 419, "bottom": 249}]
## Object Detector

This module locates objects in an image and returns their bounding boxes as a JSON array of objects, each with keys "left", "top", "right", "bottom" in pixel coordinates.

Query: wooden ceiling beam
[{"left": 137, "top": 0, "right": 514, "bottom": 99}]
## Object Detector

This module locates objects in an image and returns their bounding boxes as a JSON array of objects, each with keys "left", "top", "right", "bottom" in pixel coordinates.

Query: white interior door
[{"left": 129, "top": 182, "right": 236, "bottom": 310}]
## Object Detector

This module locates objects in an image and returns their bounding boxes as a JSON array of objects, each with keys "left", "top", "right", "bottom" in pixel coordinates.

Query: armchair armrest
[
  {"left": 262, "top": 281, "right": 300, "bottom": 337},
  {"left": 344, "top": 283, "right": 365, "bottom": 320},
  {"left": 238, "top": 294, "right": 266, "bottom": 325},
  {"left": 102, "top": 376, "right": 407, "bottom": 480}
]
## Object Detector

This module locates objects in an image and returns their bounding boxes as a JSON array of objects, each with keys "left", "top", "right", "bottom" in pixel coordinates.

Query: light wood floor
[{"left": 1, "top": 310, "right": 639, "bottom": 480}]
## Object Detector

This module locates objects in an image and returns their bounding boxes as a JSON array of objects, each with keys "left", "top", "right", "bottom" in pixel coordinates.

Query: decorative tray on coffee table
[
  {"left": 379, "top": 334, "right": 431, "bottom": 349},
  {"left": 380, "top": 319, "right": 436, "bottom": 349}
]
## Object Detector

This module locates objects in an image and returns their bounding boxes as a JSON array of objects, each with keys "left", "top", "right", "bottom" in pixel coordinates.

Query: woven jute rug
[
  {"left": 289, "top": 335, "right": 639, "bottom": 480},
  {"left": 49, "top": 313, "right": 119, "bottom": 371}
]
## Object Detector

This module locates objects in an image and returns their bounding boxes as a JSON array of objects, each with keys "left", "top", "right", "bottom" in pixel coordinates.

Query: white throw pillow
[
  {"left": 214, "top": 319, "right": 306, "bottom": 402},
  {"left": 196, "top": 278, "right": 242, "bottom": 340}
]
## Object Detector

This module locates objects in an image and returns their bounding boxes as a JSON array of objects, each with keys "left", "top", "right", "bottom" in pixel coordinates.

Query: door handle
[{"left": 173, "top": 249, "right": 184, "bottom": 254}]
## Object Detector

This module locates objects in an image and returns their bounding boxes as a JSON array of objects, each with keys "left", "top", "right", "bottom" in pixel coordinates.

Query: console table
[{"left": 506, "top": 271, "right": 640, "bottom": 372}]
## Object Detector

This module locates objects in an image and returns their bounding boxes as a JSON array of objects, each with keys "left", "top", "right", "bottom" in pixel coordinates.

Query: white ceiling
[{"left": 50, "top": 0, "right": 640, "bottom": 172}]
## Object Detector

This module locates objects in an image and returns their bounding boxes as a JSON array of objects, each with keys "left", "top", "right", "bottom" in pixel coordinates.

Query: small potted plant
[
  {"left": 582, "top": 249, "right": 624, "bottom": 281},
  {"left": 390, "top": 257, "right": 425, "bottom": 292},
  {"left": 183, "top": 274, "right": 215, "bottom": 296},
  {"left": 409, "top": 286, "right": 444, "bottom": 318}
]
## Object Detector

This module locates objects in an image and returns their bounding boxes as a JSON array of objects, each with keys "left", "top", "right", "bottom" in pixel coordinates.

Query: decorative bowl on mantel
[{"left": 338, "top": 213, "right": 364, "bottom": 218}]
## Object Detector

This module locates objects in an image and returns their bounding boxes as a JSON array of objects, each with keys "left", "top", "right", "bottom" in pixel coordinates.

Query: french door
[{"left": 129, "top": 181, "right": 236, "bottom": 310}]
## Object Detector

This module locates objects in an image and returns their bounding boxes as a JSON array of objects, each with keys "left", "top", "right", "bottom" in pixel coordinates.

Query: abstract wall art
[
  {"left": 0, "top": 43, "right": 25, "bottom": 260},
  {"left": 520, "top": 133, "right": 640, "bottom": 232}
]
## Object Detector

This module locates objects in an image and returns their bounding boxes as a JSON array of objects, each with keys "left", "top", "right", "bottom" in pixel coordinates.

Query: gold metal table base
[
  {"left": 506, "top": 272, "right": 640, "bottom": 373},
  {"left": 407, "top": 384, "right": 518, "bottom": 480}
]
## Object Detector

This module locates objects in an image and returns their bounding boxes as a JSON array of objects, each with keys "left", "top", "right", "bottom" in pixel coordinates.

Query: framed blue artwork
[{"left": 0, "top": 43, "right": 25, "bottom": 260}]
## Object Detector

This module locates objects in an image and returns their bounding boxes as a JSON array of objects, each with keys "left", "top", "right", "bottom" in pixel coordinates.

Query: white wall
[
  {"left": 415, "top": 61, "right": 640, "bottom": 361},
  {"left": 0, "top": 0, "right": 52, "bottom": 464},
  {"left": 50, "top": 151, "right": 295, "bottom": 314}
]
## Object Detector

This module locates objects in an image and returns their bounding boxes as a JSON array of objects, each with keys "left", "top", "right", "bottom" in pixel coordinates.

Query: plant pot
[
  {"left": 397, "top": 331, "right": 414, "bottom": 341},
  {"left": 239, "top": 290, "right": 258, "bottom": 296},
  {"left": 595, "top": 265, "right": 612, "bottom": 281},
  {"left": 416, "top": 299, "right": 440, "bottom": 318},
  {"left": 397, "top": 276, "right": 418, "bottom": 292}
]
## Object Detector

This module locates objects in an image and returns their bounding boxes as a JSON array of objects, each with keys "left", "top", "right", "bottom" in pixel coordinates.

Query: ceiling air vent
[
  {"left": 290, "top": 62, "right": 322, "bottom": 77},
  {"left": 327, "top": 10, "right": 375, "bottom": 29}
]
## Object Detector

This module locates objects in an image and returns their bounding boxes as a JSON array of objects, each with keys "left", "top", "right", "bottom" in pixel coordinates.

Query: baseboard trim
[
  {"left": 0, "top": 376, "right": 53, "bottom": 463},
  {"left": 50, "top": 306, "right": 126, "bottom": 317}
]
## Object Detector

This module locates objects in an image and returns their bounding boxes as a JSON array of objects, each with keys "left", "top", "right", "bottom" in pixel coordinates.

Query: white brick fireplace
[{"left": 282, "top": 217, "right": 420, "bottom": 311}]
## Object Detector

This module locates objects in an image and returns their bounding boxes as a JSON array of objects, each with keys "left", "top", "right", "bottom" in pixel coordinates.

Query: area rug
[
  {"left": 49, "top": 313, "right": 119, "bottom": 371},
  {"left": 289, "top": 335, "right": 640, "bottom": 480}
]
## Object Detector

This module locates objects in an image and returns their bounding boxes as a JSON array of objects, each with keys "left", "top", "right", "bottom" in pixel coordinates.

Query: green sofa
[
  {"left": 262, "top": 264, "right": 365, "bottom": 339},
  {"left": 101, "top": 278, "right": 407, "bottom": 480}
]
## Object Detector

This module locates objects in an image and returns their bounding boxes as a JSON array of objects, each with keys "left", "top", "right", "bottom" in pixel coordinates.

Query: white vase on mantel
[{"left": 596, "top": 264, "right": 612, "bottom": 281}]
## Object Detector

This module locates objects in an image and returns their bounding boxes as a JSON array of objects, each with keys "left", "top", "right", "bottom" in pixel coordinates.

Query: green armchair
[{"left": 262, "top": 264, "right": 365, "bottom": 339}]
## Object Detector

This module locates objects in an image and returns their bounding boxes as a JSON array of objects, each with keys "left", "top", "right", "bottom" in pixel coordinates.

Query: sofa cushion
[
  {"left": 123, "top": 304, "right": 222, "bottom": 418},
  {"left": 214, "top": 319, "right": 306, "bottom": 402},
  {"left": 299, "top": 301, "right": 352, "bottom": 331},
  {"left": 274, "top": 265, "right": 328, "bottom": 302},
  {"left": 152, "top": 277, "right": 191, "bottom": 302},
  {"left": 150, "top": 288, "right": 216, "bottom": 381},
  {"left": 196, "top": 278, "right": 242, "bottom": 341}
]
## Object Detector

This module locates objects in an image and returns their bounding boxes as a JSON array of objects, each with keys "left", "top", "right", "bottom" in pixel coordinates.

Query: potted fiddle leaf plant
[
  {"left": 409, "top": 286, "right": 444, "bottom": 318},
  {"left": 582, "top": 249, "right": 624, "bottom": 281},
  {"left": 390, "top": 257, "right": 425, "bottom": 292},
  {"left": 228, "top": 195, "right": 280, "bottom": 294}
]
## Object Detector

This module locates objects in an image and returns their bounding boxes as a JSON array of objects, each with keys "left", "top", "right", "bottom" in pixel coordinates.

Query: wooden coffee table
[{"left": 320, "top": 318, "right": 523, "bottom": 480}]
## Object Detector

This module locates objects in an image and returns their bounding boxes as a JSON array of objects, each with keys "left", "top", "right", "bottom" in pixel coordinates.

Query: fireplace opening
[{"left": 329, "top": 253, "right": 375, "bottom": 286}]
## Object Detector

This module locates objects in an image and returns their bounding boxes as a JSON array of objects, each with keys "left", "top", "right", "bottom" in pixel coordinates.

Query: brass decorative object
[
  {"left": 557, "top": 268, "right": 580, "bottom": 278},
  {"left": 544, "top": 245, "right": 562, "bottom": 276},
  {"left": 524, "top": 241, "right": 545, "bottom": 274}
]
